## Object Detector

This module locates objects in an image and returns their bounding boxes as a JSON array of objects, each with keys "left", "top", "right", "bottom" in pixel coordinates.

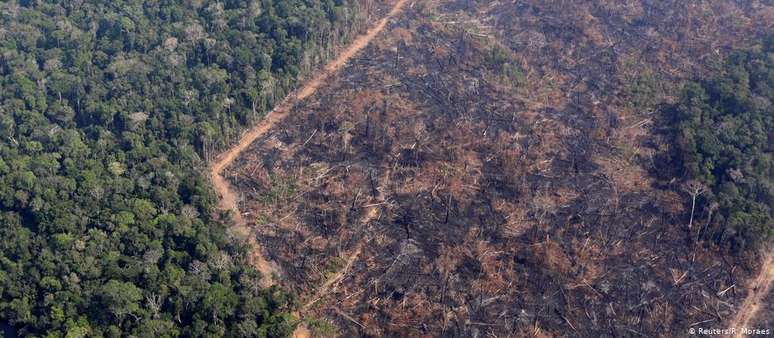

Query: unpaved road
[
  {"left": 211, "top": 0, "right": 408, "bottom": 282},
  {"left": 209, "top": 0, "right": 409, "bottom": 334},
  {"left": 730, "top": 251, "right": 773, "bottom": 337},
  {"left": 207, "top": 0, "right": 774, "bottom": 334}
]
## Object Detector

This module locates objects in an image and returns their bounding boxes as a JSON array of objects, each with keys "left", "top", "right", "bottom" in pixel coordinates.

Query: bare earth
[
  {"left": 209, "top": 0, "right": 409, "bottom": 335},
  {"left": 208, "top": 0, "right": 772, "bottom": 335},
  {"left": 211, "top": 0, "right": 408, "bottom": 284},
  {"left": 731, "top": 251, "right": 773, "bottom": 337}
]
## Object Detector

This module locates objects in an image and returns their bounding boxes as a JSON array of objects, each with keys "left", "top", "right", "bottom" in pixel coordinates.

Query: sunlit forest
[
  {"left": 0, "top": 0, "right": 368, "bottom": 336},
  {"left": 0, "top": 0, "right": 771, "bottom": 337}
]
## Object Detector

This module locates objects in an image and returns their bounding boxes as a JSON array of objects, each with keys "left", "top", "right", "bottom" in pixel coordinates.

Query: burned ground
[{"left": 226, "top": 1, "right": 771, "bottom": 336}]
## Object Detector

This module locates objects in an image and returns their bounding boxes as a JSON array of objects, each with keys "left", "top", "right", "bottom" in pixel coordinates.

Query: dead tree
[{"left": 683, "top": 180, "right": 707, "bottom": 230}]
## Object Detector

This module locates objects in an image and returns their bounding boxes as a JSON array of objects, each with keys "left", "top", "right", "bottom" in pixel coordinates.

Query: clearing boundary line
[{"left": 209, "top": 0, "right": 410, "bottom": 293}]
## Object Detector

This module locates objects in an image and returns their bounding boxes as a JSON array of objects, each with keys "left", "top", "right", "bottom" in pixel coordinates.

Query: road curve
[{"left": 210, "top": 0, "right": 410, "bottom": 287}]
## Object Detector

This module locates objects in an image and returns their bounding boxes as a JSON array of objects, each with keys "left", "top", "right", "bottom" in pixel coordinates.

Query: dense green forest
[
  {"left": 668, "top": 39, "right": 773, "bottom": 253},
  {"left": 0, "top": 0, "right": 363, "bottom": 336}
]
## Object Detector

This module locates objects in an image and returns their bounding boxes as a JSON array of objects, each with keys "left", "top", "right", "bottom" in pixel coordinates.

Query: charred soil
[{"left": 224, "top": 0, "right": 772, "bottom": 336}]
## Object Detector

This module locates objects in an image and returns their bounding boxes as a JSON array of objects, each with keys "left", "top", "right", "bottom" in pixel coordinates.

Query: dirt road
[
  {"left": 730, "top": 250, "right": 773, "bottom": 337},
  {"left": 209, "top": 0, "right": 409, "bottom": 335},
  {"left": 211, "top": 0, "right": 408, "bottom": 282}
]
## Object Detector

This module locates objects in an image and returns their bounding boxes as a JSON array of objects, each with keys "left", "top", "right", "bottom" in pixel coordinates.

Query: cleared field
[{"left": 223, "top": 0, "right": 772, "bottom": 336}]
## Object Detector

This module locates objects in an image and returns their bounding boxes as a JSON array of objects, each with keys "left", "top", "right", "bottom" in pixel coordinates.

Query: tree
[
  {"left": 100, "top": 280, "right": 143, "bottom": 323},
  {"left": 202, "top": 282, "right": 238, "bottom": 321},
  {"left": 0, "top": 0, "right": 360, "bottom": 334},
  {"left": 683, "top": 180, "right": 707, "bottom": 230},
  {"left": 669, "top": 47, "right": 773, "bottom": 252}
]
